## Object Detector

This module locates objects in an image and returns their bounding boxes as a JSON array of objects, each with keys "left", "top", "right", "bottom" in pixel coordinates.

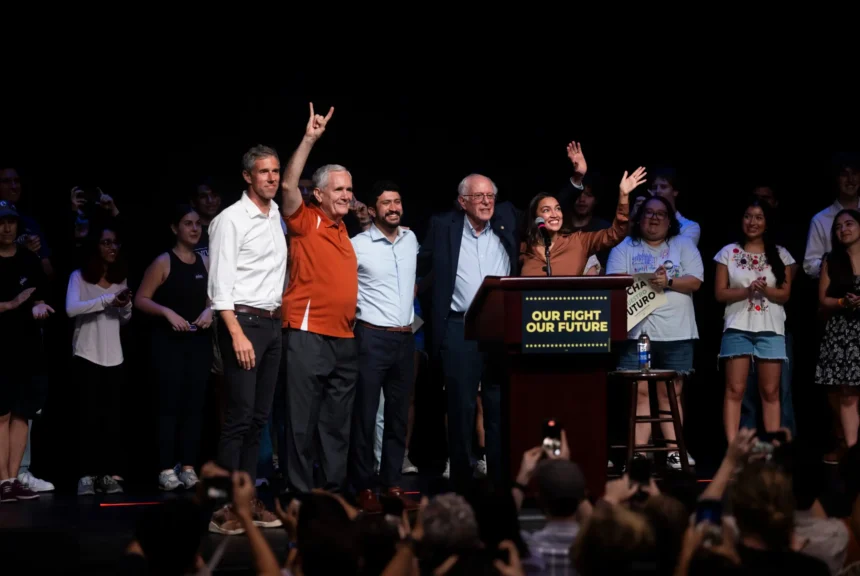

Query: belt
[
  {"left": 235, "top": 305, "right": 282, "bottom": 320},
  {"left": 357, "top": 320, "right": 412, "bottom": 333}
]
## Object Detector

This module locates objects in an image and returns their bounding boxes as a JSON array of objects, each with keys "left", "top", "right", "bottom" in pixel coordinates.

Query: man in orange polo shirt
[{"left": 280, "top": 103, "right": 358, "bottom": 492}]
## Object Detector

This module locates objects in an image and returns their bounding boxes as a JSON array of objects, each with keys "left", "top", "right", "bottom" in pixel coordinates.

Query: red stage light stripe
[
  {"left": 100, "top": 502, "right": 163, "bottom": 507},
  {"left": 403, "top": 491, "right": 420, "bottom": 495}
]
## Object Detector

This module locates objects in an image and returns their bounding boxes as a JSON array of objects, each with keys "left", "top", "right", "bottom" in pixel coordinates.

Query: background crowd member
[
  {"left": 135, "top": 205, "right": 213, "bottom": 491},
  {"left": 608, "top": 195, "right": 704, "bottom": 469},
  {"left": 519, "top": 167, "right": 645, "bottom": 276},
  {"left": 715, "top": 198, "right": 794, "bottom": 441},
  {"left": 554, "top": 141, "right": 588, "bottom": 227},
  {"left": 648, "top": 166, "right": 701, "bottom": 246},
  {"left": 348, "top": 180, "right": 419, "bottom": 513},
  {"left": 189, "top": 180, "right": 222, "bottom": 259},
  {"left": 280, "top": 104, "right": 359, "bottom": 494},
  {"left": 0, "top": 201, "right": 52, "bottom": 502},
  {"left": 0, "top": 167, "right": 52, "bottom": 278},
  {"left": 66, "top": 225, "right": 131, "bottom": 496},
  {"left": 815, "top": 209, "right": 860, "bottom": 447}
]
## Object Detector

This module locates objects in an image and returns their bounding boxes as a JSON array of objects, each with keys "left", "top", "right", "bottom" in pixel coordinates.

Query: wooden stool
[{"left": 609, "top": 369, "right": 691, "bottom": 474}]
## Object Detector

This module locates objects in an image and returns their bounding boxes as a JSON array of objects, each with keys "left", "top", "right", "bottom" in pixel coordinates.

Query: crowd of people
[{"left": 2, "top": 103, "right": 860, "bottom": 573}]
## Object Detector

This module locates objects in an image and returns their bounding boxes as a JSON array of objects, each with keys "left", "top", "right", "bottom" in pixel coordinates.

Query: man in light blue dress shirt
[{"left": 348, "top": 181, "right": 419, "bottom": 512}]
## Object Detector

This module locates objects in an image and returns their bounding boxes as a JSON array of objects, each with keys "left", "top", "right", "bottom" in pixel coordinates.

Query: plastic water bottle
[{"left": 638, "top": 332, "right": 651, "bottom": 371}]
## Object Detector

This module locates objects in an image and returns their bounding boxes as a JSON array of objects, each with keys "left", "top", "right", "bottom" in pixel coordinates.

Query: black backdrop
[{"left": 4, "top": 56, "right": 860, "bottom": 488}]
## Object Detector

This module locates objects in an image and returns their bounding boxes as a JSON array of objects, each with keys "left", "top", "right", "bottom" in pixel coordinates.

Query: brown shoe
[
  {"left": 209, "top": 505, "right": 245, "bottom": 535},
  {"left": 251, "top": 499, "right": 283, "bottom": 528},
  {"left": 358, "top": 489, "right": 383, "bottom": 514},
  {"left": 386, "top": 487, "right": 419, "bottom": 512}
]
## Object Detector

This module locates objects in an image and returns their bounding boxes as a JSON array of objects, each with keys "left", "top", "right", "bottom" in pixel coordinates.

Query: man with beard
[{"left": 347, "top": 181, "right": 419, "bottom": 512}]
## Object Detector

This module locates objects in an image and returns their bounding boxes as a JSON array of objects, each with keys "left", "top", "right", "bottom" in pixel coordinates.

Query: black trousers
[
  {"left": 440, "top": 315, "right": 503, "bottom": 493},
  {"left": 348, "top": 325, "right": 415, "bottom": 491},
  {"left": 217, "top": 313, "right": 281, "bottom": 482},
  {"left": 76, "top": 356, "right": 124, "bottom": 477},
  {"left": 285, "top": 329, "right": 357, "bottom": 493},
  {"left": 153, "top": 331, "right": 213, "bottom": 471}
]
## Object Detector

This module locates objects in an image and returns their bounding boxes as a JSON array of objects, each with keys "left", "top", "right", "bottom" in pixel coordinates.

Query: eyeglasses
[
  {"left": 643, "top": 210, "right": 669, "bottom": 221},
  {"left": 464, "top": 193, "right": 497, "bottom": 203},
  {"left": 100, "top": 239, "right": 121, "bottom": 248}
]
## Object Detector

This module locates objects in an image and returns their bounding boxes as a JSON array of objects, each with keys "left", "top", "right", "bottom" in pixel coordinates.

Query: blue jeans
[{"left": 740, "top": 333, "right": 795, "bottom": 434}]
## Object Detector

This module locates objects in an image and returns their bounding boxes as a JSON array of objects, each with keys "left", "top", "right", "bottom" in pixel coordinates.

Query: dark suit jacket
[{"left": 417, "top": 202, "right": 522, "bottom": 356}]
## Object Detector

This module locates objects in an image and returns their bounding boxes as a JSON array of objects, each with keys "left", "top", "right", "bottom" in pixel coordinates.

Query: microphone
[
  {"left": 535, "top": 217, "right": 552, "bottom": 244},
  {"left": 535, "top": 217, "right": 552, "bottom": 277}
]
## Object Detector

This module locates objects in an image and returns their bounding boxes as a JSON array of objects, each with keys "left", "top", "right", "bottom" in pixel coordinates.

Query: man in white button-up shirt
[
  {"left": 207, "top": 144, "right": 287, "bottom": 534},
  {"left": 649, "top": 167, "right": 701, "bottom": 246},
  {"left": 346, "top": 181, "right": 419, "bottom": 513},
  {"left": 803, "top": 154, "right": 860, "bottom": 278}
]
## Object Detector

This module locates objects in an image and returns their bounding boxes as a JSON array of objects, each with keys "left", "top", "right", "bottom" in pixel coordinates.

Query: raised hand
[
  {"left": 566, "top": 141, "right": 588, "bottom": 179},
  {"left": 98, "top": 188, "right": 120, "bottom": 217},
  {"left": 32, "top": 302, "right": 55, "bottom": 320},
  {"left": 305, "top": 102, "right": 334, "bottom": 142},
  {"left": 516, "top": 446, "right": 544, "bottom": 485},
  {"left": 603, "top": 475, "right": 640, "bottom": 505},
  {"left": 71, "top": 187, "right": 86, "bottom": 213},
  {"left": 726, "top": 427, "right": 756, "bottom": 466},
  {"left": 619, "top": 167, "right": 648, "bottom": 198}
]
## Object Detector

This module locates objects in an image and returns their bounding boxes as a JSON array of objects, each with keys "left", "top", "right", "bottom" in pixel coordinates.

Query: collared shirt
[
  {"left": 675, "top": 211, "right": 701, "bottom": 247},
  {"left": 352, "top": 224, "right": 417, "bottom": 328},
  {"left": 794, "top": 510, "right": 849, "bottom": 575},
  {"left": 208, "top": 191, "right": 287, "bottom": 311},
  {"left": 451, "top": 218, "right": 510, "bottom": 313},
  {"left": 283, "top": 202, "right": 357, "bottom": 338},
  {"left": 520, "top": 520, "right": 580, "bottom": 576},
  {"left": 804, "top": 200, "right": 855, "bottom": 278}
]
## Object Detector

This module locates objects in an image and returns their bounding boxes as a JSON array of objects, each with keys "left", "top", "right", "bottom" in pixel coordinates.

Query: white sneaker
[
  {"left": 442, "top": 460, "right": 450, "bottom": 479},
  {"left": 607, "top": 460, "right": 615, "bottom": 469},
  {"left": 159, "top": 469, "right": 182, "bottom": 491},
  {"left": 178, "top": 468, "right": 200, "bottom": 489},
  {"left": 666, "top": 451, "right": 696, "bottom": 470},
  {"left": 402, "top": 453, "right": 419, "bottom": 475},
  {"left": 474, "top": 456, "right": 488, "bottom": 479},
  {"left": 18, "top": 471, "right": 55, "bottom": 492}
]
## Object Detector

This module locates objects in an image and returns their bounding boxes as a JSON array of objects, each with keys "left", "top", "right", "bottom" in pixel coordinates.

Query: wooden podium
[{"left": 465, "top": 275, "right": 633, "bottom": 498}]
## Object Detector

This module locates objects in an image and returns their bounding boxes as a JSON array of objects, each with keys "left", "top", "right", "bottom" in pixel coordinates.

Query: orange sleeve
[
  {"left": 579, "top": 202, "right": 629, "bottom": 256},
  {"left": 286, "top": 202, "right": 313, "bottom": 237}
]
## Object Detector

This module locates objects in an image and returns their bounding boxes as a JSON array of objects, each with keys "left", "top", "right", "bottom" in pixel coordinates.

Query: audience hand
[
  {"left": 32, "top": 302, "right": 55, "bottom": 320},
  {"left": 98, "top": 189, "right": 120, "bottom": 217},
  {"left": 726, "top": 428, "right": 756, "bottom": 466},
  {"left": 516, "top": 446, "right": 544, "bottom": 486},
  {"left": 567, "top": 141, "right": 588, "bottom": 181},
  {"left": 603, "top": 475, "right": 639, "bottom": 505},
  {"left": 12, "top": 287, "right": 37, "bottom": 309},
  {"left": 311, "top": 488, "right": 360, "bottom": 521},
  {"left": 618, "top": 167, "right": 647, "bottom": 199},
  {"left": 231, "top": 471, "right": 256, "bottom": 520},
  {"left": 305, "top": 102, "right": 334, "bottom": 142},
  {"left": 399, "top": 496, "right": 428, "bottom": 541},
  {"left": 233, "top": 332, "right": 256, "bottom": 370},
  {"left": 71, "top": 187, "right": 86, "bottom": 212},
  {"left": 193, "top": 307, "right": 213, "bottom": 330},
  {"left": 24, "top": 234, "right": 41, "bottom": 254},
  {"left": 113, "top": 289, "right": 132, "bottom": 307},
  {"left": 274, "top": 497, "right": 300, "bottom": 542},
  {"left": 493, "top": 540, "right": 525, "bottom": 576},
  {"left": 165, "top": 309, "right": 191, "bottom": 332},
  {"left": 847, "top": 293, "right": 860, "bottom": 309}
]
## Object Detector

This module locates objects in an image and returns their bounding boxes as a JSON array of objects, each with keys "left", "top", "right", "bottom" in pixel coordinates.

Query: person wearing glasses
[
  {"left": 417, "top": 173, "right": 520, "bottom": 492},
  {"left": 66, "top": 225, "right": 132, "bottom": 496},
  {"left": 606, "top": 195, "right": 704, "bottom": 470}
]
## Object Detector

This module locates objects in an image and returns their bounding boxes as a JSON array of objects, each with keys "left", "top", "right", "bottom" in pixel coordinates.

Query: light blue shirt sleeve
[
  {"left": 451, "top": 219, "right": 511, "bottom": 313},
  {"left": 353, "top": 226, "right": 417, "bottom": 327},
  {"left": 606, "top": 241, "right": 629, "bottom": 275},
  {"left": 678, "top": 237, "right": 705, "bottom": 281}
]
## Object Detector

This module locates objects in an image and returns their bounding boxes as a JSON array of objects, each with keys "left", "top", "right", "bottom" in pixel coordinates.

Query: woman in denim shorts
[
  {"left": 715, "top": 198, "right": 794, "bottom": 442},
  {"left": 607, "top": 196, "right": 704, "bottom": 469}
]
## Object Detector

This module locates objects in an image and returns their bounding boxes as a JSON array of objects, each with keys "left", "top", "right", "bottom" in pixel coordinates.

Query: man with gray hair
[
  {"left": 418, "top": 173, "right": 521, "bottom": 492},
  {"left": 280, "top": 103, "right": 359, "bottom": 493},
  {"left": 207, "top": 143, "right": 287, "bottom": 534}
]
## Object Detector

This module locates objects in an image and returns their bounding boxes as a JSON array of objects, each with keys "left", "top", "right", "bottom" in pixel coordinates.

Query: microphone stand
[{"left": 544, "top": 243, "right": 552, "bottom": 277}]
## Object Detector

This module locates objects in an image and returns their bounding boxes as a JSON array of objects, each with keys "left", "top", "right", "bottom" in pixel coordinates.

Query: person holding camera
[
  {"left": 135, "top": 205, "right": 213, "bottom": 491},
  {"left": 66, "top": 225, "right": 132, "bottom": 496}
]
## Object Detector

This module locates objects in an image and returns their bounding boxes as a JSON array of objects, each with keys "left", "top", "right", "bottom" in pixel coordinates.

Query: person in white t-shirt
[
  {"left": 607, "top": 196, "right": 704, "bottom": 470},
  {"left": 715, "top": 198, "right": 794, "bottom": 443}
]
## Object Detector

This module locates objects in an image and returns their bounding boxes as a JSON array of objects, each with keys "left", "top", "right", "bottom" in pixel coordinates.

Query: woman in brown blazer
[{"left": 520, "top": 167, "right": 648, "bottom": 276}]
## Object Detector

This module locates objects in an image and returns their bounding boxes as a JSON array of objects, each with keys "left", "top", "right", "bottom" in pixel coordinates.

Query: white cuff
[{"left": 569, "top": 177, "right": 584, "bottom": 190}]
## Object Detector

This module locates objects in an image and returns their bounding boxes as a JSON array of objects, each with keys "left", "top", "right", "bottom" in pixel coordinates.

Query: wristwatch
[{"left": 667, "top": 278, "right": 674, "bottom": 288}]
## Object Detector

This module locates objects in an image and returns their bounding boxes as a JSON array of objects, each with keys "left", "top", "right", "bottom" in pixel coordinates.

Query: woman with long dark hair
[
  {"left": 135, "top": 205, "right": 213, "bottom": 490},
  {"left": 520, "top": 168, "right": 646, "bottom": 276},
  {"left": 607, "top": 195, "right": 704, "bottom": 470},
  {"left": 815, "top": 209, "right": 860, "bottom": 447},
  {"left": 66, "top": 225, "right": 131, "bottom": 495},
  {"left": 715, "top": 198, "right": 794, "bottom": 442}
]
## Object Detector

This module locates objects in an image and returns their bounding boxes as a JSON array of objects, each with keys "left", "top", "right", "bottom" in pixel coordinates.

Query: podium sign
[{"left": 521, "top": 290, "right": 612, "bottom": 353}]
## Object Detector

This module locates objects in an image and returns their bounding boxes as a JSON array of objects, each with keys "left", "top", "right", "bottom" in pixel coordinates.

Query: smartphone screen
[
  {"left": 695, "top": 499, "right": 722, "bottom": 525},
  {"left": 542, "top": 419, "right": 561, "bottom": 456},
  {"left": 758, "top": 431, "right": 788, "bottom": 444},
  {"left": 629, "top": 457, "right": 652, "bottom": 486}
]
